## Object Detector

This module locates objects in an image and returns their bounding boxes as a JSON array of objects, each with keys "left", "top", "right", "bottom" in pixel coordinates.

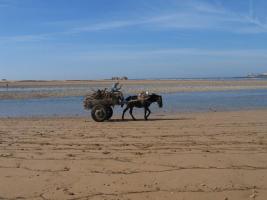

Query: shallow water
[{"left": 0, "top": 89, "right": 267, "bottom": 117}]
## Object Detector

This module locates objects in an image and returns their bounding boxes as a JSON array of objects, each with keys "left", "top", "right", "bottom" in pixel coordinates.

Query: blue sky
[{"left": 0, "top": 0, "right": 267, "bottom": 80}]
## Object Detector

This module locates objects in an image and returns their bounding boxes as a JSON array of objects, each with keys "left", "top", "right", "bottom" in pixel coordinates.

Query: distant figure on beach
[{"left": 6, "top": 83, "right": 9, "bottom": 91}]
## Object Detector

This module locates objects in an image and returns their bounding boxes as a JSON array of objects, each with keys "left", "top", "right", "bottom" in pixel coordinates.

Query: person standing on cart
[
  {"left": 111, "top": 82, "right": 124, "bottom": 105},
  {"left": 111, "top": 82, "right": 122, "bottom": 92}
]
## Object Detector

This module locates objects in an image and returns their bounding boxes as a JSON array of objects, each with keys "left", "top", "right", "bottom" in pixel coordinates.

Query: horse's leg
[
  {"left": 146, "top": 107, "right": 151, "bottom": 119},
  {"left": 144, "top": 107, "right": 147, "bottom": 120},
  {"left": 122, "top": 106, "right": 129, "bottom": 120},
  {"left": 129, "top": 107, "right": 136, "bottom": 120}
]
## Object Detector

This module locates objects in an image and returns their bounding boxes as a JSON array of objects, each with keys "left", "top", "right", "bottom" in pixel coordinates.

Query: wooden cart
[{"left": 83, "top": 89, "right": 124, "bottom": 122}]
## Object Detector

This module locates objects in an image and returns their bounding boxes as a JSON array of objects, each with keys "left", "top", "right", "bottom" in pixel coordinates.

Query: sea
[{"left": 0, "top": 88, "right": 267, "bottom": 117}]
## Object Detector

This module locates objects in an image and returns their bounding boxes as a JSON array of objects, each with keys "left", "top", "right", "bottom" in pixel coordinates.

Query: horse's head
[
  {"left": 150, "top": 93, "right": 163, "bottom": 108},
  {"left": 157, "top": 95, "right": 163, "bottom": 108}
]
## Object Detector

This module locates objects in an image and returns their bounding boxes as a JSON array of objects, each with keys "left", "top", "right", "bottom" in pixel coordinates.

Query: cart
[{"left": 83, "top": 89, "right": 124, "bottom": 122}]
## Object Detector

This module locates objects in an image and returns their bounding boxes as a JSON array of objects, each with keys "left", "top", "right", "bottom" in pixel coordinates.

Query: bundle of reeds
[{"left": 83, "top": 89, "right": 114, "bottom": 110}]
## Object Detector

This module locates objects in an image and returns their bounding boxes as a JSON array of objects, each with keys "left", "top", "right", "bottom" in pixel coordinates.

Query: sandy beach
[
  {"left": 1, "top": 79, "right": 267, "bottom": 99},
  {"left": 2, "top": 1, "right": 267, "bottom": 200},
  {"left": 1, "top": 110, "right": 267, "bottom": 200}
]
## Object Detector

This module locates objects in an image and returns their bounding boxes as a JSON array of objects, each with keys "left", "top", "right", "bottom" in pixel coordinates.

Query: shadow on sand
[{"left": 107, "top": 117, "right": 194, "bottom": 123}]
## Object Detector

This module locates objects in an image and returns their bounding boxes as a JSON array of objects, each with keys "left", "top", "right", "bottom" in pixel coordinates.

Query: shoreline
[
  {"left": 2, "top": 79, "right": 267, "bottom": 87},
  {"left": 1, "top": 79, "right": 267, "bottom": 100}
]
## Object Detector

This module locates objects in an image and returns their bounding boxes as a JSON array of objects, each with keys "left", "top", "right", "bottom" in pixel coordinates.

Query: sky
[{"left": 0, "top": 0, "right": 267, "bottom": 80}]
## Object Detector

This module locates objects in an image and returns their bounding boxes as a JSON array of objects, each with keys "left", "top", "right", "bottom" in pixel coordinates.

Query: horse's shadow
[{"left": 107, "top": 117, "right": 193, "bottom": 123}]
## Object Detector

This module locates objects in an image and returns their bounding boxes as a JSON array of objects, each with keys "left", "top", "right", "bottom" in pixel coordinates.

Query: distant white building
[{"left": 247, "top": 73, "right": 267, "bottom": 78}]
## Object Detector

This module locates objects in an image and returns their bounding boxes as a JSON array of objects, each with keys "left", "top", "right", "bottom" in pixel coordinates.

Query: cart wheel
[
  {"left": 91, "top": 105, "right": 107, "bottom": 122},
  {"left": 106, "top": 107, "right": 113, "bottom": 120}
]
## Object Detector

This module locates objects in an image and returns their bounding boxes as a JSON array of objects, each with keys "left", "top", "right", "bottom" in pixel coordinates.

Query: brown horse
[{"left": 122, "top": 93, "right": 163, "bottom": 120}]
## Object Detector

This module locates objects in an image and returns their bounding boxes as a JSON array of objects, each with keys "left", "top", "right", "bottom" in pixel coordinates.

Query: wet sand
[
  {"left": 1, "top": 79, "right": 267, "bottom": 99},
  {"left": 1, "top": 110, "right": 267, "bottom": 200}
]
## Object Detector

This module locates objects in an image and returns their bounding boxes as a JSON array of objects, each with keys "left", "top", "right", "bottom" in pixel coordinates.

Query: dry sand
[
  {"left": 1, "top": 79, "right": 267, "bottom": 99},
  {"left": 1, "top": 110, "right": 267, "bottom": 200}
]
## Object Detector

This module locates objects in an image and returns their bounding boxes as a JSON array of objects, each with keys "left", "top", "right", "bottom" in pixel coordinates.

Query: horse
[{"left": 122, "top": 93, "right": 163, "bottom": 120}]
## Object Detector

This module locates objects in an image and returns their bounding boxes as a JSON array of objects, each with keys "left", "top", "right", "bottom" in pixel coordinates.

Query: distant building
[
  {"left": 247, "top": 73, "right": 267, "bottom": 78},
  {"left": 257, "top": 73, "right": 267, "bottom": 78},
  {"left": 111, "top": 76, "right": 128, "bottom": 80}
]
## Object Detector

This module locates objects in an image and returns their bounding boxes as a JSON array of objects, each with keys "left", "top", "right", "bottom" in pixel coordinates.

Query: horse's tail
[{"left": 121, "top": 96, "right": 132, "bottom": 107}]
